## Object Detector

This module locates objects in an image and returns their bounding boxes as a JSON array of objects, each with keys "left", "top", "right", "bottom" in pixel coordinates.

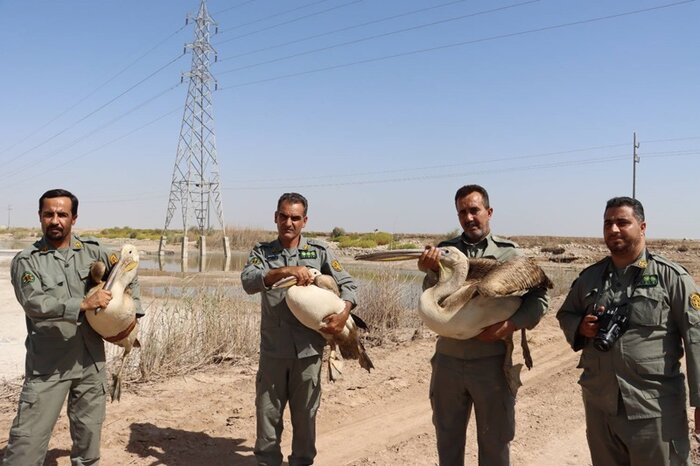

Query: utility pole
[
  {"left": 632, "top": 132, "right": 640, "bottom": 199},
  {"left": 159, "top": 0, "right": 229, "bottom": 269},
  {"left": 6, "top": 205, "right": 11, "bottom": 229}
]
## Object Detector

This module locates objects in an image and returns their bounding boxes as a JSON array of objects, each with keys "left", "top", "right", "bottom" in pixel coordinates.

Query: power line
[
  {"left": 217, "top": 0, "right": 539, "bottom": 74},
  {"left": 218, "top": 0, "right": 475, "bottom": 61},
  {"left": 214, "top": 0, "right": 364, "bottom": 45},
  {"left": 32, "top": 144, "right": 698, "bottom": 204},
  {"left": 217, "top": 0, "right": 335, "bottom": 33},
  {"left": 0, "top": 23, "right": 188, "bottom": 159},
  {"left": 228, "top": 142, "right": 633, "bottom": 183},
  {"left": 0, "top": 106, "right": 183, "bottom": 191},
  {"left": 1, "top": 53, "right": 186, "bottom": 166},
  {"left": 218, "top": 0, "right": 695, "bottom": 91},
  {"left": 225, "top": 154, "right": 634, "bottom": 191},
  {"left": 211, "top": 0, "right": 257, "bottom": 16},
  {"left": 0, "top": 84, "right": 182, "bottom": 182}
]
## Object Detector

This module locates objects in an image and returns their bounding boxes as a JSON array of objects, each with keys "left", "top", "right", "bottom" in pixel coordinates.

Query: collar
[
  {"left": 460, "top": 232, "right": 490, "bottom": 249},
  {"left": 36, "top": 234, "right": 83, "bottom": 254},
  {"left": 271, "top": 235, "right": 309, "bottom": 253},
  {"left": 607, "top": 249, "right": 650, "bottom": 273}
]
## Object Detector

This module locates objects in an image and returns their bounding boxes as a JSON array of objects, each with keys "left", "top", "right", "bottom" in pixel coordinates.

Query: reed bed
[{"left": 111, "top": 284, "right": 260, "bottom": 383}]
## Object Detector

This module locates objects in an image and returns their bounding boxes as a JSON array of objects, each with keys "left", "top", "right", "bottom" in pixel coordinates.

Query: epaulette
[
  {"left": 491, "top": 235, "right": 518, "bottom": 248},
  {"left": 305, "top": 238, "right": 329, "bottom": 249},
  {"left": 577, "top": 257, "right": 609, "bottom": 277},
  {"left": 255, "top": 240, "right": 282, "bottom": 253},
  {"left": 650, "top": 253, "right": 689, "bottom": 275},
  {"left": 78, "top": 235, "right": 100, "bottom": 245}
]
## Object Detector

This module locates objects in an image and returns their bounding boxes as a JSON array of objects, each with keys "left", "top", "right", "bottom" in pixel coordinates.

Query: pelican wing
[{"left": 476, "top": 256, "right": 553, "bottom": 297}]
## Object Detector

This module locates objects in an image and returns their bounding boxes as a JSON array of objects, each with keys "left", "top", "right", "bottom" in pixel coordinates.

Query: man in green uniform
[
  {"left": 557, "top": 196, "right": 700, "bottom": 466},
  {"left": 3, "top": 188, "right": 142, "bottom": 466},
  {"left": 418, "top": 184, "right": 549, "bottom": 466},
  {"left": 241, "top": 192, "right": 358, "bottom": 466}
]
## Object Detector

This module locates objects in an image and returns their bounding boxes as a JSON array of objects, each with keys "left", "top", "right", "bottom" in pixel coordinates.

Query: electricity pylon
[{"left": 160, "top": 0, "right": 226, "bottom": 263}]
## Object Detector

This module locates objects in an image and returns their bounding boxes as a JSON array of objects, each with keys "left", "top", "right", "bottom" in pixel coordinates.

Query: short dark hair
[
  {"left": 454, "top": 184, "right": 490, "bottom": 209},
  {"left": 605, "top": 196, "right": 644, "bottom": 222},
  {"left": 277, "top": 192, "right": 308, "bottom": 215},
  {"left": 39, "top": 189, "right": 79, "bottom": 216}
]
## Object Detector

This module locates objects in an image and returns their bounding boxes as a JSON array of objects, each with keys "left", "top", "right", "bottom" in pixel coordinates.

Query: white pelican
[
  {"left": 356, "top": 246, "right": 552, "bottom": 394},
  {"left": 85, "top": 244, "right": 140, "bottom": 401},
  {"left": 273, "top": 269, "right": 373, "bottom": 381}
]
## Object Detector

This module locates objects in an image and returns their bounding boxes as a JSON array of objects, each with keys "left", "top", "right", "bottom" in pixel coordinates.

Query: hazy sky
[{"left": 1, "top": 0, "right": 698, "bottom": 238}]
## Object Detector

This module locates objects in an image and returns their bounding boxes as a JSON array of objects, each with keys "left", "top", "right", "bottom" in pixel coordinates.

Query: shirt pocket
[{"left": 628, "top": 290, "right": 665, "bottom": 329}]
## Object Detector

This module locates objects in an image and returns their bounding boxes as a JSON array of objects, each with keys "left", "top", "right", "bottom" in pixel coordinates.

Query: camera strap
[{"left": 601, "top": 251, "right": 649, "bottom": 306}]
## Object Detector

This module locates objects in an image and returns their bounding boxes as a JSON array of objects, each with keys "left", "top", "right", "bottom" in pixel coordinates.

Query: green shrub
[
  {"left": 372, "top": 231, "right": 394, "bottom": 245},
  {"left": 331, "top": 226, "right": 346, "bottom": 238}
]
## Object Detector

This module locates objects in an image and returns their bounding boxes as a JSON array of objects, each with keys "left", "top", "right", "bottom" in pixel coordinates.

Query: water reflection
[{"left": 142, "top": 251, "right": 248, "bottom": 273}]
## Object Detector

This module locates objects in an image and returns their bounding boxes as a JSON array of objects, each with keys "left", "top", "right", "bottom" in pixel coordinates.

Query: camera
[{"left": 593, "top": 304, "right": 630, "bottom": 352}]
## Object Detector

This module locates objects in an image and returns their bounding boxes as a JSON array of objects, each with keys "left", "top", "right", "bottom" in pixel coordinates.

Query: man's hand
[
  {"left": 578, "top": 311, "right": 601, "bottom": 338},
  {"left": 418, "top": 246, "right": 440, "bottom": 273},
  {"left": 264, "top": 266, "right": 314, "bottom": 287},
  {"left": 80, "top": 289, "right": 112, "bottom": 312},
  {"left": 321, "top": 302, "right": 352, "bottom": 335},
  {"left": 476, "top": 320, "right": 516, "bottom": 342},
  {"left": 284, "top": 266, "right": 315, "bottom": 287}
]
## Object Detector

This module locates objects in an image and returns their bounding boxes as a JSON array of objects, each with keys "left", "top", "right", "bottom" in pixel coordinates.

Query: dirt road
[
  {"left": 1, "top": 237, "right": 699, "bottom": 465},
  {"left": 0, "top": 295, "right": 599, "bottom": 465}
]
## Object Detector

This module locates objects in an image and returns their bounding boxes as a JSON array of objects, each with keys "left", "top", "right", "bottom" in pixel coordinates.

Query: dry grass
[
  {"left": 224, "top": 226, "right": 275, "bottom": 251},
  {"left": 355, "top": 269, "right": 423, "bottom": 342},
  {"left": 115, "top": 285, "right": 260, "bottom": 383}
]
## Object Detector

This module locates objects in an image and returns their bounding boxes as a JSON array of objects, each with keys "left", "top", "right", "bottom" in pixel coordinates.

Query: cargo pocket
[{"left": 10, "top": 389, "right": 39, "bottom": 437}]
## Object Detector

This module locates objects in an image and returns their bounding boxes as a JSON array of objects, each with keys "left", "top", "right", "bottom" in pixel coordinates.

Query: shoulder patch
[
  {"left": 331, "top": 260, "right": 343, "bottom": 272},
  {"left": 109, "top": 253, "right": 119, "bottom": 266},
  {"left": 690, "top": 293, "right": 700, "bottom": 311},
  {"left": 247, "top": 257, "right": 262, "bottom": 266},
  {"left": 21, "top": 271, "right": 35, "bottom": 284},
  {"left": 73, "top": 241, "right": 83, "bottom": 250}
]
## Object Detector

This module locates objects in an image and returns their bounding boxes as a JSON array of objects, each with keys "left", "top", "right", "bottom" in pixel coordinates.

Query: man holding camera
[{"left": 557, "top": 196, "right": 700, "bottom": 466}]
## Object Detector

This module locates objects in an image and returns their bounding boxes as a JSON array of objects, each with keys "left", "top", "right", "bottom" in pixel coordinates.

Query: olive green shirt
[
  {"left": 241, "top": 236, "right": 358, "bottom": 359},
  {"left": 11, "top": 234, "right": 142, "bottom": 380},
  {"left": 432, "top": 233, "right": 550, "bottom": 360},
  {"left": 556, "top": 250, "right": 700, "bottom": 419}
]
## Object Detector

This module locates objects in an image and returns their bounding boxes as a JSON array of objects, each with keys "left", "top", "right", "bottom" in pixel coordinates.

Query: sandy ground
[{"left": 0, "top": 239, "right": 698, "bottom": 465}]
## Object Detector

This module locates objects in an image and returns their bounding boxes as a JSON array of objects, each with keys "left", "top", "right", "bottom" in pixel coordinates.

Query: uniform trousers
[
  {"left": 254, "top": 354, "right": 322, "bottom": 466},
  {"left": 430, "top": 352, "right": 514, "bottom": 466},
  {"left": 584, "top": 397, "right": 691, "bottom": 466},
  {"left": 3, "top": 363, "right": 106, "bottom": 466}
]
